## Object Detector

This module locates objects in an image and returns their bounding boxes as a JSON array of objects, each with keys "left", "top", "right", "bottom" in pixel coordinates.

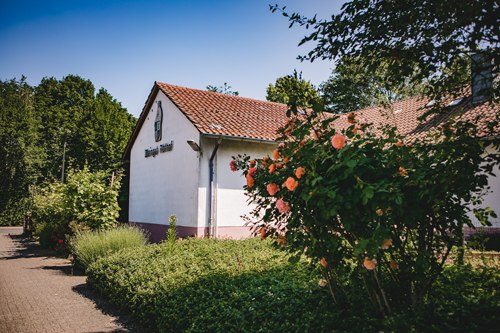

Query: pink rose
[
  {"left": 284, "top": 177, "right": 298, "bottom": 191},
  {"left": 229, "top": 160, "right": 238, "bottom": 172},
  {"left": 363, "top": 257, "right": 377, "bottom": 270},
  {"left": 331, "top": 133, "right": 346, "bottom": 150},
  {"left": 276, "top": 198, "right": 290, "bottom": 214},
  {"left": 266, "top": 183, "right": 280, "bottom": 196},
  {"left": 295, "top": 167, "right": 305, "bottom": 179}
]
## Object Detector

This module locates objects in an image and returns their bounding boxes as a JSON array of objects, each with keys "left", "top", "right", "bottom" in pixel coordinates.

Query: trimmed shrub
[
  {"left": 87, "top": 238, "right": 338, "bottom": 332},
  {"left": 86, "top": 238, "right": 500, "bottom": 332},
  {"left": 71, "top": 226, "right": 147, "bottom": 271}
]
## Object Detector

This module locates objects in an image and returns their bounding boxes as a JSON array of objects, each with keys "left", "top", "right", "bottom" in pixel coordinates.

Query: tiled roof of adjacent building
[
  {"left": 333, "top": 89, "right": 499, "bottom": 141},
  {"left": 123, "top": 82, "right": 499, "bottom": 159}
]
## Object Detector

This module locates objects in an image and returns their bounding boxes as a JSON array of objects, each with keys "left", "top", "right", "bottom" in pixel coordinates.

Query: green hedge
[
  {"left": 87, "top": 238, "right": 341, "bottom": 332},
  {"left": 87, "top": 238, "right": 500, "bottom": 333}
]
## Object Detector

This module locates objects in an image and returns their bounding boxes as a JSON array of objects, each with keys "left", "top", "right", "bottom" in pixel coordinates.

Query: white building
[
  {"left": 123, "top": 82, "right": 288, "bottom": 241},
  {"left": 123, "top": 81, "right": 499, "bottom": 242}
]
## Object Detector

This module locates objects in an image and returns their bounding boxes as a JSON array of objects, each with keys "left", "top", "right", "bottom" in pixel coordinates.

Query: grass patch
[
  {"left": 87, "top": 238, "right": 500, "bottom": 333},
  {"left": 71, "top": 226, "right": 148, "bottom": 271}
]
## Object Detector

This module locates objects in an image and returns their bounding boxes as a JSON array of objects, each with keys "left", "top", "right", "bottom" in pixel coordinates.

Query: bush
[
  {"left": 233, "top": 109, "right": 499, "bottom": 315},
  {"left": 64, "top": 167, "right": 121, "bottom": 231},
  {"left": 33, "top": 167, "right": 122, "bottom": 249},
  {"left": 87, "top": 238, "right": 338, "bottom": 332},
  {"left": 71, "top": 226, "right": 147, "bottom": 271},
  {"left": 35, "top": 222, "right": 62, "bottom": 248},
  {"left": 87, "top": 238, "right": 500, "bottom": 332},
  {"left": 0, "top": 197, "right": 32, "bottom": 226}
]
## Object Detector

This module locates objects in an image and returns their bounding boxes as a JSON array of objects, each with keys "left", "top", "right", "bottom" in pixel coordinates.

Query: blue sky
[{"left": 0, "top": 0, "right": 344, "bottom": 117}]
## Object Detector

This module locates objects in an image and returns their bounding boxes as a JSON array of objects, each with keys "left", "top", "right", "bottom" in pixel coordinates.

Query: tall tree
[
  {"left": 272, "top": 0, "right": 498, "bottom": 100},
  {"left": 34, "top": 75, "right": 136, "bottom": 179},
  {"left": 320, "top": 56, "right": 426, "bottom": 113},
  {"left": 0, "top": 77, "right": 43, "bottom": 224},
  {"left": 206, "top": 82, "right": 239, "bottom": 96},
  {"left": 80, "top": 88, "right": 136, "bottom": 171},
  {"left": 34, "top": 75, "right": 95, "bottom": 180},
  {"left": 266, "top": 71, "right": 321, "bottom": 109}
]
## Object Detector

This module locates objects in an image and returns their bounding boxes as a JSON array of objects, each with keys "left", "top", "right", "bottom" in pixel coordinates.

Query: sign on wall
[
  {"left": 154, "top": 101, "right": 163, "bottom": 142},
  {"left": 145, "top": 100, "right": 174, "bottom": 158},
  {"left": 145, "top": 141, "right": 174, "bottom": 158}
]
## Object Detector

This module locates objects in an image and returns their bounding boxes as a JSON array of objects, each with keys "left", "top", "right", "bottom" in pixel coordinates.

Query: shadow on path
[
  {"left": 1, "top": 231, "right": 149, "bottom": 333},
  {"left": 0, "top": 235, "right": 53, "bottom": 260},
  {"left": 72, "top": 283, "right": 151, "bottom": 333}
]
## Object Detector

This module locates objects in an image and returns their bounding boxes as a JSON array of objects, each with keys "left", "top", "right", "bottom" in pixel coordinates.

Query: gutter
[
  {"left": 208, "top": 138, "right": 222, "bottom": 238},
  {"left": 203, "top": 133, "right": 276, "bottom": 144}
]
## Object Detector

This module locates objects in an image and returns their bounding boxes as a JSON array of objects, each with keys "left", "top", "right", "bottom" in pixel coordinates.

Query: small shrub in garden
[
  {"left": 232, "top": 106, "right": 499, "bottom": 316},
  {"left": 164, "top": 214, "right": 177, "bottom": 253},
  {"left": 71, "top": 226, "right": 147, "bottom": 271},
  {"left": 87, "top": 238, "right": 340, "bottom": 333}
]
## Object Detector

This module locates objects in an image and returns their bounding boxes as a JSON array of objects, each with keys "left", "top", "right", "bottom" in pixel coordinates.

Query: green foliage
[
  {"left": 206, "top": 82, "right": 239, "bottom": 96},
  {"left": 87, "top": 238, "right": 335, "bottom": 333},
  {"left": 33, "top": 181, "right": 67, "bottom": 246},
  {"left": 34, "top": 75, "right": 136, "bottom": 178},
  {"left": 35, "top": 222, "right": 64, "bottom": 248},
  {"left": 320, "top": 56, "right": 427, "bottom": 113},
  {"left": 233, "top": 108, "right": 499, "bottom": 316},
  {"left": 0, "top": 74, "right": 135, "bottom": 227},
  {"left": 415, "top": 265, "right": 500, "bottom": 332},
  {"left": 165, "top": 214, "right": 177, "bottom": 253},
  {"left": 87, "top": 238, "right": 500, "bottom": 332},
  {"left": 0, "top": 77, "right": 43, "bottom": 225},
  {"left": 64, "top": 167, "right": 121, "bottom": 230},
  {"left": 266, "top": 71, "right": 321, "bottom": 110},
  {"left": 0, "top": 198, "right": 32, "bottom": 226},
  {"left": 272, "top": 0, "right": 498, "bottom": 100},
  {"left": 33, "top": 168, "right": 122, "bottom": 248},
  {"left": 70, "top": 226, "right": 147, "bottom": 271}
]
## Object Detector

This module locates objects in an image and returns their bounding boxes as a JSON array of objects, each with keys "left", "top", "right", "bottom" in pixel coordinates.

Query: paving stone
[{"left": 0, "top": 227, "right": 144, "bottom": 333}]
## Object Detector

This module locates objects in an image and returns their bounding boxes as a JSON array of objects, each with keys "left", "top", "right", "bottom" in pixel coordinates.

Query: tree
[
  {"left": 236, "top": 0, "right": 500, "bottom": 318},
  {"left": 34, "top": 75, "right": 136, "bottom": 179},
  {"left": 320, "top": 56, "right": 426, "bottom": 113},
  {"left": 0, "top": 77, "right": 43, "bottom": 225},
  {"left": 34, "top": 75, "right": 95, "bottom": 179},
  {"left": 206, "top": 82, "right": 239, "bottom": 96},
  {"left": 266, "top": 71, "right": 321, "bottom": 109},
  {"left": 80, "top": 88, "right": 136, "bottom": 171},
  {"left": 272, "top": 0, "right": 498, "bottom": 100},
  {"left": 0, "top": 74, "right": 135, "bottom": 226}
]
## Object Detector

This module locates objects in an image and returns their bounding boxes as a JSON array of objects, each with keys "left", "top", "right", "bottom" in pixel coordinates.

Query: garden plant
[
  {"left": 33, "top": 167, "right": 122, "bottom": 249},
  {"left": 232, "top": 105, "right": 499, "bottom": 316}
]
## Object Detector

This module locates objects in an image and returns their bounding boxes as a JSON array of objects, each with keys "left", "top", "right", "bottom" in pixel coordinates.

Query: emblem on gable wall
[{"left": 154, "top": 101, "right": 163, "bottom": 142}]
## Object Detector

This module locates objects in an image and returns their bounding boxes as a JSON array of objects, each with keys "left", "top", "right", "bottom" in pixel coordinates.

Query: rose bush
[{"left": 232, "top": 107, "right": 499, "bottom": 316}]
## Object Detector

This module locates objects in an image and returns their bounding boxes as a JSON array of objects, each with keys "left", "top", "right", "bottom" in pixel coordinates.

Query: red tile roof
[
  {"left": 333, "top": 91, "right": 499, "bottom": 141},
  {"left": 123, "top": 82, "right": 499, "bottom": 160},
  {"left": 157, "top": 82, "right": 288, "bottom": 141}
]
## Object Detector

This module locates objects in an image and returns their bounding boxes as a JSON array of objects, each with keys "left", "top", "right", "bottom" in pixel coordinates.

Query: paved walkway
[{"left": 0, "top": 227, "right": 143, "bottom": 333}]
